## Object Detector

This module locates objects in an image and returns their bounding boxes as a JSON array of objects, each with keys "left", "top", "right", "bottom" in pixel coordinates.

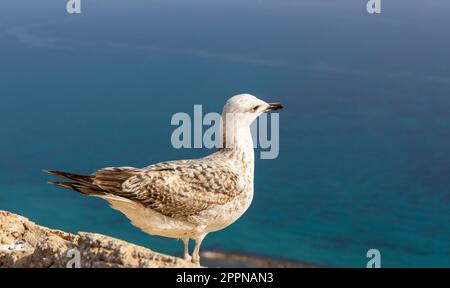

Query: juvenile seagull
[{"left": 45, "top": 94, "right": 283, "bottom": 264}]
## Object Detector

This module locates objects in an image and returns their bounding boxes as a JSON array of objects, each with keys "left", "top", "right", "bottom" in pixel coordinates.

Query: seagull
[{"left": 44, "top": 94, "right": 283, "bottom": 265}]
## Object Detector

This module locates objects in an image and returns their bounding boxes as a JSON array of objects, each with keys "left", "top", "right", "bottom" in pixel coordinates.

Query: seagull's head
[{"left": 222, "top": 94, "right": 283, "bottom": 126}]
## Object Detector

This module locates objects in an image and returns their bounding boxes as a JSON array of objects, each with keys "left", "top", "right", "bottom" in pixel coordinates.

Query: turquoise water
[{"left": 1, "top": 0, "right": 450, "bottom": 267}]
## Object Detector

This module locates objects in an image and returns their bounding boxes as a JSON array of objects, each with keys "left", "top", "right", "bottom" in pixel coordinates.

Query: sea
[{"left": 0, "top": 0, "right": 449, "bottom": 267}]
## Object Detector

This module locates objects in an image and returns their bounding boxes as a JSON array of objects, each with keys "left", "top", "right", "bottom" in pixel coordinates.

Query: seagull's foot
[
  {"left": 191, "top": 233, "right": 206, "bottom": 266},
  {"left": 183, "top": 254, "right": 192, "bottom": 262},
  {"left": 181, "top": 238, "right": 191, "bottom": 262},
  {"left": 191, "top": 257, "right": 200, "bottom": 266},
  {"left": 191, "top": 249, "right": 201, "bottom": 265}
]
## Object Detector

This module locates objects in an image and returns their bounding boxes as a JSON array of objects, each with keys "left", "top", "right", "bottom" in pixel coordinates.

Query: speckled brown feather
[{"left": 90, "top": 156, "right": 245, "bottom": 221}]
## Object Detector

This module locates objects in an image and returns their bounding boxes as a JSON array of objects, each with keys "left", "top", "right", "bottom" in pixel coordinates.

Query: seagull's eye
[{"left": 251, "top": 105, "right": 260, "bottom": 112}]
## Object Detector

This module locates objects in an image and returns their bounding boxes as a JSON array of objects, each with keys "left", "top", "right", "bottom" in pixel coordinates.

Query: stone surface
[{"left": 0, "top": 210, "right": 197, "bottom": 268}]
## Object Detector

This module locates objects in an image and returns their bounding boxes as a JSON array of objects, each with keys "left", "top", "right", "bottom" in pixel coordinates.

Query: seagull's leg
[
  {"left": 182, "top": 238, "right": 191, "bottom": 261},
  {"left": 191, "top": 234, "right": 206, "bottom": 265}
]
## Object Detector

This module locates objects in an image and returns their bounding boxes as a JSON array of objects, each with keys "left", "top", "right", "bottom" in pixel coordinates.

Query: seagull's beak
[{"left": 266, "top": 102, "right": 283, "bottom": 112}]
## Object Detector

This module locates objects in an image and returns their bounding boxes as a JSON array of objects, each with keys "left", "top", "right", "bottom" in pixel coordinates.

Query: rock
[{"left": 0, "top": 210, "right": 198, "bottom": 268}]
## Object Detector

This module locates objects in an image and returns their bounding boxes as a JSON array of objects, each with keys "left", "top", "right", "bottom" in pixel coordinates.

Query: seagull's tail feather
[
  {"left": 44, "top": 169, "right": 93, "bottom": 184},
  {"left": 44, "top": 169, "right": 104, "bottom": 196},
  {"left": 48, "top": 181, "right": 105, "bottom": 196}
]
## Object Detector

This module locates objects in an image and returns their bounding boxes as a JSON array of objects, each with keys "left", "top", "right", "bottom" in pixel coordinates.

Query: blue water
[{"left": 1, "top": 0, "right": 450, "bottom": 267}]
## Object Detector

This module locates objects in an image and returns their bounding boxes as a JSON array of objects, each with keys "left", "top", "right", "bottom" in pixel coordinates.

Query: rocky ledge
[{"left": 0, "top": 210, "right": 197, "bottom": 268}]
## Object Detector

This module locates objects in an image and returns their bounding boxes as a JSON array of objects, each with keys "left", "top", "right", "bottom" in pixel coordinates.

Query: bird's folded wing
[{"left": 92, "top": 161, "right": 245, "bottom": 219}]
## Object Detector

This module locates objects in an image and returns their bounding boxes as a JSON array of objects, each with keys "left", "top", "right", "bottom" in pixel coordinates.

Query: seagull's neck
[{"left": 219, "top": 117, "right": 254, "bottom": 177}]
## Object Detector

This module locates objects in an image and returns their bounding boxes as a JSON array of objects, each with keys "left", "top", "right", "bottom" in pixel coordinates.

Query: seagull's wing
[{"left": 93, "top": 160, "right": 245, "bottom": 220}]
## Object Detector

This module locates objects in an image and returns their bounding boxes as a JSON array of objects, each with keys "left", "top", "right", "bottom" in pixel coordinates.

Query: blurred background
[{"left": 0, "top": 0, "right": 449, "bottom": 267}]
